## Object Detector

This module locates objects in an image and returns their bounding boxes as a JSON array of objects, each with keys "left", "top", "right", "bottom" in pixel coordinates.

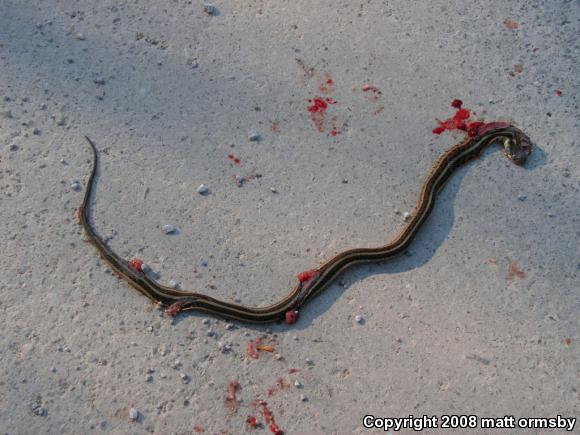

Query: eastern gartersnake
[{"left": 80, "top": 125, "right": 532, "bottom": 323}]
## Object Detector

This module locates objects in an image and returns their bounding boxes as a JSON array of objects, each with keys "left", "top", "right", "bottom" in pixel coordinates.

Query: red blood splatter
[
  {"left": 467, "top": 121, "right": 510, "bottom": 138},
  {"left": 507, "top": 261, "right": 525, "bottom": 281},
  {"left": 330, "top": 128, "right": 340, "bottom": 136},
  {"left": 307, "top": 97, "right": 328, "bottom": 132},
  {"left": 227, "top": 154, "right": 241, "bottom": 165},
  {"left": 564, "top": 338, "right": 572, "bottom": 346},
  {"left": 555, "top": 90, "right": 563, "bottom": 96},
  {"left": 164, "top": 299, "right": 189, "bottom": 317},
  {"left": 432, "top": 107, "right": 471, "bottom": 135},
  {"left": 193, "top": 426, "right": 205, "bottom": 433},
  {"left": 259, "top": 401, "right": 284, "bottom": 435},
  {"left": 433, "top": 101, "right": 509, "bottom": 138},
  {"left": 225, "top": 381, "right": 240, "bottom": 412},
  {"left": 246, "top": 338, "right": 261, "bottom": 359},
  {"left": 486, "top": 258, "right": 498, "bottom": 265},
  {"left": 514, "top": 64, "right": 524, "bottom": 74},
  {"left": 285, "top": 310, "right": 299, "bottom": 325},
  {"left": 503, "top": 19, "right": 519, "bottom": 29},
  {"left": 271, "top": 121, "right": 280, "bottom": 134},
  {"left": 362, "top": 84, "right": 380, "bottom": 93},
  {"left": 297, "top": 269, "right": 318, "bottom": 283},
  {"left": 319, "top": 74, "right": 334, "bottom": 93},
  {"left": 451, "top": 99, "right": 463, "bottom": 109},
  {"left": 246, "top": 415, "right": 260, "bottom": 429},
  {"left": 288, "top": 368, "right": 299, "bottom": 374},
  {"left": 128, "top": 258, "right": 144, "bottom": 273},
  {"left": 325, "top": 97, "right": 337, "bottom": 105}
]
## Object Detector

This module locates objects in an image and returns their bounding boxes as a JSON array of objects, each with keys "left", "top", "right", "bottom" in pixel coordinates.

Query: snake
[{"left": 80, "top": 124, "right": 532, "bottom": 323}]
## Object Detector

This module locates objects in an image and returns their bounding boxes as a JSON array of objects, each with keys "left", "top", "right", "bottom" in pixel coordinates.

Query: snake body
[{"left": 81, "top": 125, "right": 532, "bottom": 323}]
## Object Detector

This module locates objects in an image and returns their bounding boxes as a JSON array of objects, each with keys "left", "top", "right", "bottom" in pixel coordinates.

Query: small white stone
[
  {"left": 145, "top": 374, "right": 153, "bottom": 382},
  {"left": 225, "top": 323, "right": 234, "bottom": 330},
  {"left": 274, "top": 353, "right": 283, "bottom": 361},
  {"left": 299, "top": 394, "right": 307, "bottom": 402},
  {"left": 168, "top": 279, "right": 178, "bottom": 289},
  {"left": 76, "top": 33, "right": 86, "bottom": 40},
  {"left": 162, "top": 224, "right": 176, "bottom": 234},
  {"left": 197, "top": 184, "right": 209, "bottom": 195},
  {"left": 147, "top": 326, "right": 153, "bottom": 332},
  {"left": 248, "top": 130, "right": 261, "bottom": 141},
  {"left": 206, "top": 329, "right": 214, "bottom": 337},
  {"left": 180, "top": 373, "right": 189, "bottom": 383},
  {"left": 140, "top": 263, "right": 150, "bottom": 273},
  {"left": 305, "top": 358, "right": 314, "bottom": 365},
  {"left": 403, "top": 211, "right": 411, "bottom": 221},
  {"left": 270, "top": 187, "right": 278, "bottom": 193},
  {"left": 202, "top": 318, "right": 210, "bottom": 325},
  {"left": 71, "top": 181, "right": 81, "bottom": 191},
  {"left": 190, "top": 58, "right": 199, "bottom": 69},
  {"left": 394, "top": 208, "right": 401, "bottom": 215},
  {"left": 294, "top": 380, "right": 302, "bottom": 388},
  {"left": 517, "top": 194, "right": 527, "bottom": 201},
  {"left": 50, "top": 367, "right": 57, "bottom": 373},
  {"left": 355, "top": 315, "right": 364, "bottom": 324},
  {"left": 128, "top": 408, "right": 139, "bottom": 421},
  {"left": 173, "top": 359, "right": 181, "bottom": 368}
]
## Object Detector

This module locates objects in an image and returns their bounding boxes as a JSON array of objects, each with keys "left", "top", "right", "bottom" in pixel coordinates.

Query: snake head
[{"left": 503, "top": 129, "right": 532, "bottom": 165}]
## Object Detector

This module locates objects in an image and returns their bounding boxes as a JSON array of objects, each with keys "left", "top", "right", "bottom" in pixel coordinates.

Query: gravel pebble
[
  {"left": 71, "top": 181, "right": 81, "bottom": 191},
  {"left": 197, "top": 184, "right": 209, "bottom": 195},
  {"left": 203, "top": 3, "right": 218, "bottom": 15},
  {"left": 76, "top": 33, "right": 86, "bottom": 40},
  {"left": 32, "top": 405, "right": 46, "bottom": 416},
  {"left": 248, "top": 130, "right": 261, "bottom": 141},
  {"left": 355, "top": 314, "right": 364, "bottom": 324},
  {"left": 162, "top": 224, "right": 176, "bottom": 234},
  {"left": 128, "top": 408, "right": 139, "bottom": 421}
]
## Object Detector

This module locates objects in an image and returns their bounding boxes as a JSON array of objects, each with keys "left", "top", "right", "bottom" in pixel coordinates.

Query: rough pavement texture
[{"left": 0, "top": 1, "right": 578, "bottom": 434}]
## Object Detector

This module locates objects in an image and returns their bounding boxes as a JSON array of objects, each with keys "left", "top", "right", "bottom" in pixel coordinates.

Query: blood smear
[
  {"left": 503, "top": 19, "right": 519, "bottom": 29},
  {"left": 307, "top": 97, "right": 328, "bottom": 132},
  {"left": 432, "top": 100, "right": 509, "bottom": 138}
]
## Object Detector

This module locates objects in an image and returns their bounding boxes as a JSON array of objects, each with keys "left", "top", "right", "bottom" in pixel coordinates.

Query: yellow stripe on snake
[{"left": 80, "top": 126, "right": 532, "bottom": 324}]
